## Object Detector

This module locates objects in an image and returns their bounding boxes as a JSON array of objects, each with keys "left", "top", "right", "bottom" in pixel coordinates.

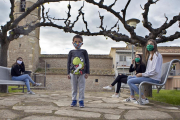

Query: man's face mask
[
  {"left": 135, "top": 57, "right": 140, "bottom": 63},
  {"left": 73, "top": 42, "right": 83, "bottom": 49},
  {"left": 146, "top": 44, "right": 154, "bottom": 51}
]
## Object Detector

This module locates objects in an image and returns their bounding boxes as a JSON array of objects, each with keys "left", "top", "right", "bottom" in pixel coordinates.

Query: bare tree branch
[
  {"left": 156, "top": 32, "right": 180, "bottom": 43},
  {"left": 110, "top": 20, "right": 119, "bottom": 31},
  {"left": 121, "top": 0, "right": 131, "bottom": 23},
  {"left": 140, "top": 4, "right": 144, "bottom": 10},
  {"left": 98, "top": 11, "right": 105, "bottom": 31},
  {"left": 109, "top": 0, "right": 117, "bottom": 8},
  {"left": 42, "top": 5, "right": 46, "bottom": 23},
  {"left": 85, "top": 0, "right": 146, "bottom": 44},
  {"left": 99, "top": 0, "right": 104, "bottom": 5},
  {"left": 156, "top": 14, "right": 180, "bottom": 36},
  {"left": 64, "top": 1, "right": 71, "bottom": 26},
  {"left": 142, "top": 0, "right": 156, "bottom": 34},
  {"left": 164, "top": 14, "right": 168, "bottom": 23}
]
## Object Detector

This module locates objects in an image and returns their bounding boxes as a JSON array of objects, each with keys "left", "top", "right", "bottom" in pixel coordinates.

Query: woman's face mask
[
  {"left": 146, "top": 44, "right": 154, "bottom": 51},
  {"left": 135, "top": 57, "right": 140, "bottom": 63},
  {"left": 17, "top": 60, "right": 22, "bottom": 65},
  {"left": 73, "top": 42, "right": 83, "bottom": 49}
]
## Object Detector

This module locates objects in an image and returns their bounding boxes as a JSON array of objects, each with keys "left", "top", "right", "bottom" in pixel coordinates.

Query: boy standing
[{"left": 67, "top": 35, "right": 90, "bottom": 108}]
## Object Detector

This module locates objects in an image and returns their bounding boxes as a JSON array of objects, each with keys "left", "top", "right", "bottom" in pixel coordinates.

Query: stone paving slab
[
  {"left": 0, "top": 110, "right": 18, "bottom": 119},
  {"left": 72, "top": 107, "right": 124, "bottom": 114},
  {"left": 0, "top": 90, "right": 180, "bottom": 120},
  {"left": 86, "top": 103, "right": 128, "bottom": 108},
  {"left": 21, "top": 116, "right": 77, "bottom": 120},
  {"left": 0, "top": 100, "right": 19, "bottom": 106},
  {"left": 54, "top": 101, "right": 72, "bottom": 107},
  {"left": 55, "top": 109, "right": 101, "bottom": 118},
  {"left": 24, "top": 110, "right": 52, "bottom": 113},
  {"left": 13, "top": 105, "right": 59, "bottom": 110},
  {"left": 104, "top": 114, "right": 121, "bottom": 120},
  {"left": 124, "top": 110, "right": 173, "bottom": 119}
]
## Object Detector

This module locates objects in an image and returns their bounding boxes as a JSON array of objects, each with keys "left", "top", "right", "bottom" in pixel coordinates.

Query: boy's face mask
[
  {"left": 73, "top": 42, "right": 83, "bottom": 49},
  {"left": 135, "top": 57, "right": 140, "bottom": 63},
  {"left": 146, "top": 44, "right": 154, "bottom": 51},
  {"left": 17, "top": 60, "right": 22, "bottom": 64}
]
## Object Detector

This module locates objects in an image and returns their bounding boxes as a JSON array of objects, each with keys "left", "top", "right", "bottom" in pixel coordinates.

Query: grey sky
[{"left": 0, "top": 0, "right": 180, "bottom": 54}]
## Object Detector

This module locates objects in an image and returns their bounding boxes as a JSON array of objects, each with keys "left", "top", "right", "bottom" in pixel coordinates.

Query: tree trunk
[
  {"left": 0, "top": 41, "right": 9, "bottom": 93},
  {"left": 141, "top": 46, "right": 152, "bottom": 97},
  {"left": 0, "top": 41, "right": 9, "bottom": 67}
]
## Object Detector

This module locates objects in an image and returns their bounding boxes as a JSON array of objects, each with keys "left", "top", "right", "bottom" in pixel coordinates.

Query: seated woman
[
  {"left": 11, "top": 57, "right": 41, "bottom": 95},
  {"left": 124, "top": 39, "right": 163, "bottom": 104},
  {"left": 103, "top": 54, "right": 146, "bottom": 98}
]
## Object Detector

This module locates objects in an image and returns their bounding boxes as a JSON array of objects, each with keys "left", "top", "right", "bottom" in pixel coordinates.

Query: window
[
  {"left": 20, "top": 0, "right": 26, "bottom": 12},
  {"left": 119, "top": 56, "right": 126, "bottom": 61}
]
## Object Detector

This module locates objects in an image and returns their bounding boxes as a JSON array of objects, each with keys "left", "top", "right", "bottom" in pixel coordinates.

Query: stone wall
[
  {"left": 46, "top": 75, "right": 115, "bottom": 91},
  {"left": 37, "top": 54, "right": 114, "bottom": 75}
]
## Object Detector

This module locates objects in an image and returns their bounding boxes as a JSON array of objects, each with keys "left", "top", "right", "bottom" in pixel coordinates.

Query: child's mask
[
  {"left": 73, "top": 42, "right": 82, "bottom": 49},
  {"left": 146, "top": 44, "right": 154, "bottom": 51},
  {"left": 135, "top": 58, "right": 140, "bottom": 63}
]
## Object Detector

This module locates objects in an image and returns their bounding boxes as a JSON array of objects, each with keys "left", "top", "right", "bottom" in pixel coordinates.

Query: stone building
[{"left": 8, "top": 0, "right": 41, "bottom": 72}]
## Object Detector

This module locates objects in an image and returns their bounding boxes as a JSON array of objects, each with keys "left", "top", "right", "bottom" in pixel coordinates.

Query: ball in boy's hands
[{"left": 68, "top": 75, "right": 71, "bottom": 79}]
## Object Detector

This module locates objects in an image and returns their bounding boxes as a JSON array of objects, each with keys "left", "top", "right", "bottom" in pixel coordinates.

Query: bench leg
[
  {"left": 22, "top": 85, "right": 24, "bottom": 93},
  {"left": 7, "top": 85, "right": 8, "bottom": 93}
]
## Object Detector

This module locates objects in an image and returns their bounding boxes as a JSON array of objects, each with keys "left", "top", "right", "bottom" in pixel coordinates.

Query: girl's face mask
[
  {"left": 73, "top": 42, "right": 83, "bottom": 49},
  {"left": 135, "top": 57, "right": 140, "bottom": 63},
  {"left": 17, "top": 60, "right": 22, "bottom": 64},
  {"left": 146, "top": 44, "right": 154, "bottom": 51}
]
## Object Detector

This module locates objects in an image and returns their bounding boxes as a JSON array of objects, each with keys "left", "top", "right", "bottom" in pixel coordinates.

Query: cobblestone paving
[{"left": 0, "top": 90, "right": 180, "bottom": 120}]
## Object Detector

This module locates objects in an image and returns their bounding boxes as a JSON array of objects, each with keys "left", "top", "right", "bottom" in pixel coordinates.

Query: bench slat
[{"left": 0, "top": 80, "right": 25, "bottom": 85}]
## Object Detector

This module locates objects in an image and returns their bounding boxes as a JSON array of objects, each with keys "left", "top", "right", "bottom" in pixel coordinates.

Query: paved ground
[{"left": 0, "top": 90, "right": 180, "bottom": 120}]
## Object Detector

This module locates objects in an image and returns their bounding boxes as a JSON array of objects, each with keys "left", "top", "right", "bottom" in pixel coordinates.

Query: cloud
[{"left": 0, "top": 0, "right": 180, "bottom": 55}]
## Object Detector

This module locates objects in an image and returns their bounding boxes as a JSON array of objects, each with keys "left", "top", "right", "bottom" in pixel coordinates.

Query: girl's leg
[
  {"left": 12, "top": 74, "right": 35, "bottom": 85},
  {"left": 115, "top": 81, "right": 121, "bottom": 93},
  {"left": 127, "top": 77, "right": 160, "bottom": 96},
  {"left": 24, "top": 79, "right": 31, "bottom": 91},
  {"left": 127, "top": 76, "right": 137, "bottom": 97},
  {"left": 111, "top": 74, "right": 127, "bottom": 86},
  {"left": 26, "top": 74, "right": 36, "bottom": 85}
]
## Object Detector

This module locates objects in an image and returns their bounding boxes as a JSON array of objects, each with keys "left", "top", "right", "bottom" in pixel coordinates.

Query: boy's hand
[
  {"left": 85, "top": 74, "right": 89, "bottom": 79},
  {"left": 68, "top": 75, "right": 71, "bottom": 79}
]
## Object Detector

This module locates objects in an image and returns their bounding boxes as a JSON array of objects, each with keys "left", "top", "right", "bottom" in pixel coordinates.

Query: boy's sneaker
[
  {"left": 27, "top": 91, "right": 35, "bottom": 95},
  {"left": 35, "top": 83, "right": 42, "bottom": 86},
  {"left": 71, "top": 100, "right": 77, "bottom": 107},
  {"left": 134, "top": 98, "right": 149, "bottom": 105},
  {"left": 123, "top": 97, "right": 136, "bottom": 102},
  {"left": 103, "top": 86, "right": 112, "bottom": 90},
  {"left": 79, "top": 100, "right": 84, "bottom": 108},
  {"left": 112, "top": 94, "right": 120, "bottom": 98}
]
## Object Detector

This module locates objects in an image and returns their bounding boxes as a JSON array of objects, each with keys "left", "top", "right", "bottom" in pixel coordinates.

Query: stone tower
[{"left": 8, "top": 0, "right": 41, "bottom": 72}]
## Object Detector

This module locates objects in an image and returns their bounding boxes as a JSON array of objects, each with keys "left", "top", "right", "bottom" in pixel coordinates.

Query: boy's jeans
[
  {"left": 70, "top": 73, "right": 85, "bottom": 101},
  {"left": 127, "top": 75, "right": 160, "bottom": 96},
  {"left": 12, "top": 74, "right": 35, "bottom": 91}
]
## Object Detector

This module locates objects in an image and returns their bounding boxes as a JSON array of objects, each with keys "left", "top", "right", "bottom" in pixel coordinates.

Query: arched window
[{"left": 20, "top": 0, "right": 26, "bottom": 12}]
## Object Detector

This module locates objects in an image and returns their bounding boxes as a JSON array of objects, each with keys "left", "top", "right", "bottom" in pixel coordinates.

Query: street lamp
[
  {"left": 126, "top": 18, "right": 140, "bottom": 29},
  {"left": 126, "top": 18, "right": 140, "bottom": 75}
]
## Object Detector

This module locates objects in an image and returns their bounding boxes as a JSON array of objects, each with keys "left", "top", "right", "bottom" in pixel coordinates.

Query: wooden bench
[
  {"left": 139, "top": 59, "right": 180, "bottom": 105},
  {"left": 0, "top": 66, "right": 25, "bottom": 93}
]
